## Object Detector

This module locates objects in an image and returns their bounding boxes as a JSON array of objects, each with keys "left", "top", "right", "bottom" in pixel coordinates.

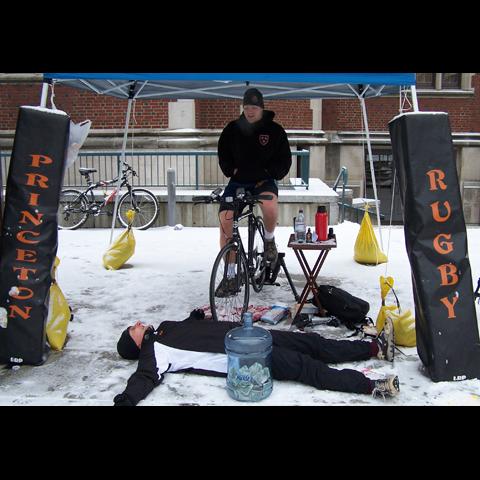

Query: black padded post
[
  {"left": 0, "top": 107, "right": 70, "bottom": 365},
  {"left": 389, "top": 112, "right": 480, "bottom": 382}
]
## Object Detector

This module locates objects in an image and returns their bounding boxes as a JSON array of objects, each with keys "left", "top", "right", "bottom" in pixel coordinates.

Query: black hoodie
[{"left": 218, "top": 110, "right": 292, "bottom": 183}]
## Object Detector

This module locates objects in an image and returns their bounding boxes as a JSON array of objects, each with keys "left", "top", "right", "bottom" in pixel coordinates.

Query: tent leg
[
  {"left": 411, "top": 85, "right": 419, "bottom": 111},
  {"left": 359, "top": 96, "right": 383, "bottom": 250},
  {"left": 109, "top": 97, "right": 133, "bottom": 244},
  {"left": 40, "top": 83, "right": 49, "bottom": 107}
]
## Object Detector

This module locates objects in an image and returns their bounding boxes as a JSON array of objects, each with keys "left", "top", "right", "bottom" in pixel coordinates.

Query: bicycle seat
[{"left": 79, "top": 168, "right": 97, "bottom": 175}]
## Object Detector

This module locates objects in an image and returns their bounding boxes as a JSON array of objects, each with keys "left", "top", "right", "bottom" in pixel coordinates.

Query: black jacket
[
  {"left": 218, "top": 110, "right": 292, "bottom": 183},
  {"left": 113, "top": 310, "right": 236, "bottom": 406},
  {"left": 156, "top": 317, "right": 238, "bottom": 354}
]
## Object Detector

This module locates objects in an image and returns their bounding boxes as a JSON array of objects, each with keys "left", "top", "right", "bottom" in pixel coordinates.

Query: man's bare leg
[
  {"left": 219, "top": 210, "right": 233, "bottom": 250},
  {"left": 216, "top": 209, "right": 237, "bottom": 297},
  {"left": 259, "top": 193, "right": 279, "bottom": 263}
]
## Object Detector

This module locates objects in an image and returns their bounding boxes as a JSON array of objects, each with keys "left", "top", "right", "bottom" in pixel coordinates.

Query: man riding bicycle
[{"left": 216, "top": 88, "right": 292, "bottom": 297}]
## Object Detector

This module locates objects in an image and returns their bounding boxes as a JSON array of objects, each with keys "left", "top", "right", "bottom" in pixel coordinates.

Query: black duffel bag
[{"left": 313, "top": 285, "right": 370, "bottom": 330}]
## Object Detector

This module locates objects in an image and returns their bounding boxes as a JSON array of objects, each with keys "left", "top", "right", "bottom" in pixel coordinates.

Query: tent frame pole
[
  {"left": 359, "top": 96, "right": 384, "bottom": 250},
  {"left": 109, "top": 93, "right": 134, "bottom": 244},
  {"left": 411, "top": 85, "right": 419, "bottom": 111},
  {"left": 40, "top": 82, "right": 49, "bottom": 107}
]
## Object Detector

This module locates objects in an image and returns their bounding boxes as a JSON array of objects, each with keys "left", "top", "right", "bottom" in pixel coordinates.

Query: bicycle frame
[
  {"left": 81, "top": 170, "right": 133, "bottom": 212},
  {"left": 59, "top": 163, "right": 159, "bottom": 231},
  {"left": 228, "top": 199, "right": 265, "bottom": 282},
  {"left": 199, "top": 188, "right": 278, "bottom": 321}
]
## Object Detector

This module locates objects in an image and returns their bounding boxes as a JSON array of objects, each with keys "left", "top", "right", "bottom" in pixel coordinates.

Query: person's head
[
  {"left": 243, "top": 88, "right": 264, "bottom": 124},
  {"left": 116, "top": 321, "right": 151, "bottom": 360}
]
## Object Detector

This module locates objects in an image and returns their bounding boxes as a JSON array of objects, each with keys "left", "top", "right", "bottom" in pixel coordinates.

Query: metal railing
[
  {"left": 332, "top": 166, "right": 385, "bottom": 224},
  {"left": 1, "top": 149, "right": 310, "bottom": 190},
  {"left": 332, "top": 166, "right": 349, "bottom": 222},
  {"left": 341, "top": 203, "right": 385, "bottom": 224}
]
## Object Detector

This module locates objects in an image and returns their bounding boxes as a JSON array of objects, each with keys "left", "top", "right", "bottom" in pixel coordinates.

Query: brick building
[{"left": 1, "top": 73, "right": 479, "bottom": 224}]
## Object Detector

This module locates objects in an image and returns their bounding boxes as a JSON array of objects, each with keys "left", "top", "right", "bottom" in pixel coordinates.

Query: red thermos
[{"left": 315, "top": 206, "right": 328, "bottom": 241}]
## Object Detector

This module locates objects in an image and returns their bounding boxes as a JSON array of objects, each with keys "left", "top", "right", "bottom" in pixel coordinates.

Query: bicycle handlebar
[
  {"left": 121, "top": 163, "right": 137, "bottom": 176},
  {"left": 193, "top": 187, "right": 223, "bottom": 204},
  {"left": 193, "top": 195, "right": 215, "bottom": 204}
]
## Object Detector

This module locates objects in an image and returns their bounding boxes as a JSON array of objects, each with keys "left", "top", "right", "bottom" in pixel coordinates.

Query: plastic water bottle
[
  {"left": 295, "top": 209, "right": 306, "bottom": 243},
  {"left": 224, "top": 312, "right": 273, "bottom": 402}
]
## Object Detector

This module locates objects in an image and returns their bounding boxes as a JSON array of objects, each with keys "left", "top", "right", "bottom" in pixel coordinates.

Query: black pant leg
[
  {"left": 271, "top": 330, "right": 372, "bottom": 364},
  {"left": 272, "top": 346, "right": 373, "bottom": 395}
]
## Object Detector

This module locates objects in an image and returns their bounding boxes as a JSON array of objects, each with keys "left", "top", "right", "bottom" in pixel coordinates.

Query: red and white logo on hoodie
[{"left": 259, "top": 134, "right": 269, "bottom": 146}]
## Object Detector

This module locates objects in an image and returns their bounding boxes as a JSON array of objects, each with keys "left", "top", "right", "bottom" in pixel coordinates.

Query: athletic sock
[
  {"left": 264, "top": 230, "right": 275, "bottom": 241},
  {"left": 227, "top": 263, "right": 236, "bottom": 278}
]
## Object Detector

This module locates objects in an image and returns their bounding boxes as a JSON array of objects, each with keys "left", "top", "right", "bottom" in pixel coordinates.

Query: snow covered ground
[{"left": 1, "top": 222, "right": 479, "bottom": 406}]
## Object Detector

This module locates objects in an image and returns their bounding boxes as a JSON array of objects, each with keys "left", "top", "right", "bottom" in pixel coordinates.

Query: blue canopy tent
[{"left": 41, "top": 73, "right": 417, "bottom": 242}]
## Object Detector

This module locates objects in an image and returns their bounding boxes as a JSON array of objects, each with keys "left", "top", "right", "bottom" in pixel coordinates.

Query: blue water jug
[{"left": 224, "top": 312, "right": 273, "bottom": 401}]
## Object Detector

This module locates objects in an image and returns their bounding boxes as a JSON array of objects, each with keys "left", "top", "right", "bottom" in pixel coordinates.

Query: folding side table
[{"left": 287, "top": 233, "right": 337, "bottom": 321}]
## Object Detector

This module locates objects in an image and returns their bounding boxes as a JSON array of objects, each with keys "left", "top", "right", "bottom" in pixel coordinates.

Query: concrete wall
[
  {"left": 81, "top": 196, "right": 340, "bottom": 229},
  {"left": 322, "top": 132, "right": 480, "bottom": 224},
  {"left": 459, "top": 145, "right": 480, "bottom": 224},
  {"left": 168, "top": 100, "right": 196, "bottom": 129},
  {"left": 2, "top": 128, "right": 480, "bottom": 226}
]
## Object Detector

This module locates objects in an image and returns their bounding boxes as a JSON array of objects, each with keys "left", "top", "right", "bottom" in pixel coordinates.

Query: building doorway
[{"left": 365, "top": 148, "right": 403, "bottom": 225}]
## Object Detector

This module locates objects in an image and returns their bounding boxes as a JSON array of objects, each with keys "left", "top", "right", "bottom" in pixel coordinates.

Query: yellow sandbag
[
  {"left": 102, "top": 210, "right": 136, "bottom": 270},
  {"left": 376, "top": 276, "right": 416, "bottom": 347},
  {"left": 354, "top": 207, "right": 388, "bottom": 265},
  {"left": 46, "top": 257, "right": 72, "bottom": 351},
  {"left": 387, "top": 308, "right": 416, "bottom": 347},
  {"left": 376, "top": 276, "right": 395, "bottom": 332}
]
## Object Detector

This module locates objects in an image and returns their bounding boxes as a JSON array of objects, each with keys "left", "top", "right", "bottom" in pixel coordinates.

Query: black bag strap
[
  {"left": 383, "top": 278, "right": 401, "bottom": 312},
  {"left": 345, "top": 316, "right": 375, "bottom": 338}
]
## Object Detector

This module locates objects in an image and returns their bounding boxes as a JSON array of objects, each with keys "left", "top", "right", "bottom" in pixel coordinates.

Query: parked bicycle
[
  {"left": 194, "top": 187, "right": 272, "bottom": 322},
  {"left": 58, "top": 162, "right": 159, "bottom": 230}
]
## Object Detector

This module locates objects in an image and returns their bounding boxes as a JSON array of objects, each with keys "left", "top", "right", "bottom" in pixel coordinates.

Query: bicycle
[
  {"left": 194, "top": 187, "right": 272, "bottom": 322},
  {"left": 58, "top": 162, "right": 159, "bottom": 230}
]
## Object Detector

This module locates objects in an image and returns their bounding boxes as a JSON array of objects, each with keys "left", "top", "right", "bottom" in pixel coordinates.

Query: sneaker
[
  {"left": 215, "top": 277, "right": 237, "bottom": 298},
  {"left": 375, "top": 316, "right": 395, "bottom": 362},
  {"left": 264, "top": 239, "right": 278, "bottom": 264},
  {"left": 362, "top": 324, "right": 378, "bottom": 338},
  {"left": 372, "top": 375, "right": 400, "bottom": 399}
]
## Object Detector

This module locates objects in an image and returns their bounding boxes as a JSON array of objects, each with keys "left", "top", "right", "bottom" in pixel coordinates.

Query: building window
[
  {"left": 417, "top": 73, "right": 435, "bottom": 89},
  {"left": 441, "top": 73, "right": 461, "bottom": 89},
  {"left": 417, "top": 73, "right": 465, "bottom": 90},
  {"left": 365, "top": 149, "right": 394, "bottom": 188}
]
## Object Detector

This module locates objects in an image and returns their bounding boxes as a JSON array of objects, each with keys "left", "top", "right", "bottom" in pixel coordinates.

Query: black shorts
[{"left": 219, "top": 179, "right": 278, "bottom": 213}]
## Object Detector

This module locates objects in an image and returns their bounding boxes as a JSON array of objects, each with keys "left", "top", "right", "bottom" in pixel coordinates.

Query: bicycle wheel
[
  {"left": 251, "top": 215, "right": 267, "bottom": 293},
  {"left": 117, "top": 188, "right": 159, "bottom": 230},
  {"left": 58, "top": 189, "right": 89, "bottom": 230},
  {"left": 209, "top": 242, "right": 249, "bottom": 323}
]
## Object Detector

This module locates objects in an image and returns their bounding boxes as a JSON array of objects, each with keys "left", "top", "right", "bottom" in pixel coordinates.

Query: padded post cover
[
  {"left": 0, "top": 107, "right": 69, "bottom": 365},
  {"left": 389, "top": 112, "right": 480, "bottom": 382},
  {"left": 0, "top": 156, "right": 3, "bottom": 231}
]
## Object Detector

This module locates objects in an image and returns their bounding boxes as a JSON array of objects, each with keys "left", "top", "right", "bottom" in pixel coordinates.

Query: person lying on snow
[{"left": 113, "top": 309, "right": 400, "bottom": 406}]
